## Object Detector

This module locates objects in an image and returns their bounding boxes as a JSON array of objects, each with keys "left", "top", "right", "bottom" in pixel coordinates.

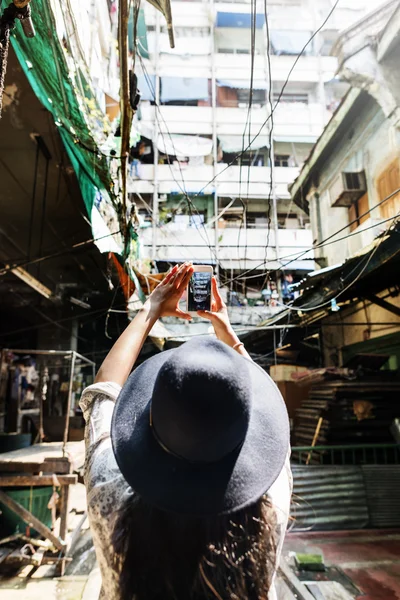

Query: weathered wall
[{"left": 310, "top": 96, "right": 400, "bottom": 266}]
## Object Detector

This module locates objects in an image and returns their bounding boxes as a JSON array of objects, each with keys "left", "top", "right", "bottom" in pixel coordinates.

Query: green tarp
[
  {"left": 1, "top": 0, "right": 115, "bottom": 216},
  {"left": 129, "top": 8, "right": 149, "bottom": 59}
]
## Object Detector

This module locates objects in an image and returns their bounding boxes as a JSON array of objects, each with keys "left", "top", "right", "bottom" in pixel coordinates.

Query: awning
[
  {"left": 216, "top": 12, "right": 265, "bottom": 29},
  {"left": 270, "top": 30, "right": 313, "bottom": 56},
  {"left": 218, "top": 135, "right": 270, "bottom": 153},
  {"left": 137, "top": 74, "right": 156, "bottom": 101},
  {"left": 157, "top": 134, "right": 213, "bottom": 157},
  {"left": 292, "top": 223, "right": 400, "bottom": 309},
  {"left": 160, "top": 77, "right": 209, "bottom": 102},
  {"left": 146, "top": 0, "right": 175, "bottom": 47},
  {"left": 217, "top": 79, "right": 268, "bottom": 90}
]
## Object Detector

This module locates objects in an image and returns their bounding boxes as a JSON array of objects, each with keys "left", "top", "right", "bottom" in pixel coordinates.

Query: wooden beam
[
  {"left": 279, "top": 560, "right": 316, "bottom": 600},
  {"left": 0, "top": 459, "right": 71, "bottom": 474},
  {"left": 0, "top": 474, "right": 77, "bottom": 486},
  {"left": 0, "top": 490, "right": 65, "bottom": 552},
  {"left": 59, "top": 485, "right": 70, "bottom": 542},
  {"left": 366, "top": 295, "right": 400, "bottom": 318}
]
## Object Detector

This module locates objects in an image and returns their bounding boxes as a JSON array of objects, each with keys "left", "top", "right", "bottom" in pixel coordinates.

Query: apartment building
[{"left": 129, "top": 0, "right": 372, "bottom": 300}]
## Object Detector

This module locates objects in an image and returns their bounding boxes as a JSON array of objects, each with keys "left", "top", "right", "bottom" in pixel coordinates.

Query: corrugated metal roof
[
  {"left": 291, "top": 465, "right": 400, "bottom": 532},
  {"left": 291, "top": 466, "right": 369, "bottom": 532}
]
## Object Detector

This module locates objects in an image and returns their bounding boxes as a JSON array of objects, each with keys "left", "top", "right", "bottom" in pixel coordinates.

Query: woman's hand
[
  {"left": 198, "top": 278, "right": 249, "bottom": 360},
  {"left": 145, "top": 263, "right": 194, "bottom": 321},
  {"left": 95, "top": 263, "right": 193, "bottom": 385}
]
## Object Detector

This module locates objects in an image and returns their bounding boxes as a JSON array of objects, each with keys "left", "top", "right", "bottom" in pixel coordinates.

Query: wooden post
[
  {"left": 59, "top": 485, "right": 70, "bottom": 543},
  {"left": 54, "top": 484, "right": 70, "bottom": 577},
  {"left": 0, "top": 489, "right": 65, "bottom": 552},
  {"left": 118, "top": 0, "right": 132, "bottom": 245},
  {"left": 306, "top": 417, "right": 324, "bottom": 465},
  {"left": 63, "top": 352, "right": 76, "bottom": 456}
]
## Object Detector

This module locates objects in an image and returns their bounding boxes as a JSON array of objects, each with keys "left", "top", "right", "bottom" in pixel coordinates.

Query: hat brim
[{"left": 111, "top": 348, "right": 289, "bottom": 516}]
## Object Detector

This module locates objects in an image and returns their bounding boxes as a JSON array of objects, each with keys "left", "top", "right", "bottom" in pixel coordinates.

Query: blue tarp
[
  {"left": 160, "top": 77, "right": 209, "bottom": 102},
  {"left": 137, "top": 74, "right": 156, "bottom": 101},
  {"left": 216, "top": 12, "right": 265, "bottom": 29},
  {"left": 217, "top": 79, "right": 268, "bottom": 90}
]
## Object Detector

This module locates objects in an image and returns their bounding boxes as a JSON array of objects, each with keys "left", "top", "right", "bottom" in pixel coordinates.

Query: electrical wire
[
  {"left": 145, "top": 0, "right": 339, "bottom": 280},
  {"left": 132, "top": 2, "right": 340, "bottom": 281},
  {"left": 260, "top": 0, "right": 275, "bottom": 295},
  {"left": 137, "top": 54, "right": 222, "bottom": 266},
  {"left": 226, "top": 213, "right": 398, "bottom": 283},
  {"left": 0, "top": 229, "right": 123, "bottom": 276},
  {"left": 181, "top": 0, "right": 342, "bottom": 203},
  {"left": 272, "top": 211, "right": 400, "bottom": 313},
  {"left": 226, "top": 184, "right": 400, "bottom": 284},
  {"left": 237, "top": 0, "right": 257, "bottom": 271}
]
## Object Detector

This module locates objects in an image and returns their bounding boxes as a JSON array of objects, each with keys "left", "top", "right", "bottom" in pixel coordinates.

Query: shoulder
[{"left": 80, "top": 382, "right": 122, "bottom": 408}]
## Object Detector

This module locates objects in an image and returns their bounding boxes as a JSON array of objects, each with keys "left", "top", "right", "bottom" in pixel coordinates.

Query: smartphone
[{"left": 187, "top": 265, "right": 213, "bottom": 316}]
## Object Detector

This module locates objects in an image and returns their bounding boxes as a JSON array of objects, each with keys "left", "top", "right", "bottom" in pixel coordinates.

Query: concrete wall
[{"left": 310, "top": 97, "right": 400, "bottom": 266}]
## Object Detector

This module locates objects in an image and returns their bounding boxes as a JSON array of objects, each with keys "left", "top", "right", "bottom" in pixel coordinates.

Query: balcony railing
[
  {"left": 292, "top": 444, "right": 400, "bottom": 466},
  {"left": 129, "top": 164, "right": 300, "bottom": 198},
  {"left": 139, "top": 226, "right": 314, "bottom": 269},
  {"left": 139, "top": 103, "right": 326, "bottom": 138}
]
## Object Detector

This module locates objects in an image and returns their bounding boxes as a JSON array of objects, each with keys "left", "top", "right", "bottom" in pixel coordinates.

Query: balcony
[
  {"left": 139, "top": 225, "right": 314, "bottom": 271},
  {"left": 128, "top": 164, "right": 299, "bottom": 198},
  {"left": 215, "top": 54, "right": 337, "bottom": 83},
  {"left": 139, "top": 102, "right": 325, "bottom": 139}
]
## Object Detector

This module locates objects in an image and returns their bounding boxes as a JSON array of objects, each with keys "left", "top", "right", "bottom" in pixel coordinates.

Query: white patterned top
[{"left": 80, "top": 382, "right": 292, "bottom": 600}]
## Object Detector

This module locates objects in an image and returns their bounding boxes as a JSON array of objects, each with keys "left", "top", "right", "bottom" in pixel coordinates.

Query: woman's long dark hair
[{"left": 112, "top": 494, "right": 277, "bottom": 600}]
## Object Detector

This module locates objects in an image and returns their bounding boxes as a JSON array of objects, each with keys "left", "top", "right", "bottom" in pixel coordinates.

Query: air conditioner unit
[{"left": 329, "top": 171, "right": 367, "bottom": 207}]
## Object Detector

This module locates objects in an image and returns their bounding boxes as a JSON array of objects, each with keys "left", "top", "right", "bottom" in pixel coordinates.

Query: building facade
[
  {"left": 129, "top": 0, "right": 376, "bottom": 306},
  {"left": 289, "top": 0, "right": 400, "bottom": 369}
]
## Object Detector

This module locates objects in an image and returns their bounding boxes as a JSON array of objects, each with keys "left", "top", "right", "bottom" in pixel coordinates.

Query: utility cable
[
  {"left": 272, "top": 212, "right": 400, "bottom": 313},
  {"left": 225, "top": 185, "right": 400, "bottom": 284}
]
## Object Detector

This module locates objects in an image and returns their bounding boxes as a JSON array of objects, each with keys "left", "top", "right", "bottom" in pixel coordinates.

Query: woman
[{"left": 80, "top": 263, "right": 292, "bottom": 600}]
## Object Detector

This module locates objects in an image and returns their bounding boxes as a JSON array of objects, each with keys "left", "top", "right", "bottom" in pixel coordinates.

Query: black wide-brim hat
[{"left": 111, "top": 337, "right": 289, "bottom": 517}]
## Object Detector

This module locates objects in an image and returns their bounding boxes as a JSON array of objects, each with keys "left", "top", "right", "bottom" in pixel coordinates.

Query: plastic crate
[{"left": 0, "top": 487, "right": 53, "bottom": 537}]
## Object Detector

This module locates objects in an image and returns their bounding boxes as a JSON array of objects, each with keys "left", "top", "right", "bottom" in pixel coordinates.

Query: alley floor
[
  {"left": 283, "top": 529, "right": 400, "bottom": 600},
  {"left": 1, "top": 488, "right": 400, "bottom": 600}
]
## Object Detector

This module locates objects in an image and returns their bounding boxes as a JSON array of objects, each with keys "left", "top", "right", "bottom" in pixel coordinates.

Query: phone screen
[{"left": 188, "top": 271, "right": 212, "bottom": 312}]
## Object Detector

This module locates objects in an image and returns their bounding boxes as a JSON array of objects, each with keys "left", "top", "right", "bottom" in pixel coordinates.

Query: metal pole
[
  {"left": 152, "top": 10, "right": 160, "bottom": 261},
  {"left": 262, "top": 12, "right": 279, "bottom": 274},
  {"left": 210, "top": 0, "right": 219, "bottom": 280},
  {"left": 63, "top": 351, "right": 76, "bottom": 456},
  {"left": 118, "top": 0, "right": 132, "bottom": 246}
]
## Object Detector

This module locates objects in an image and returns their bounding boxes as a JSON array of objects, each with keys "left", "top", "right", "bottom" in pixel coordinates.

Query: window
[
  {"left": 377, "top": 158, "right": 400, "bottom": 219},
  {"left": 237, "top": 88, "right": 266, "bottom": 107},
  {"left": 273, "top": 93, "right": 309, "bottom": 104},
  {"left": 348, "top": 192, "right": 369, "bottom": 232},
  {"left": 222, "top": 151, "right": 267, "bottom": 167},
  {"left": 270, "top": 30, "right": 314, "bottom": 56},
  {"left": 274, "top": 154, "right": 290, "bottom": 167}
]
